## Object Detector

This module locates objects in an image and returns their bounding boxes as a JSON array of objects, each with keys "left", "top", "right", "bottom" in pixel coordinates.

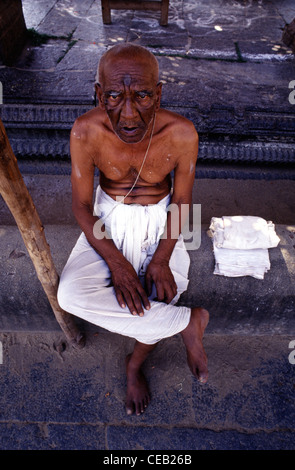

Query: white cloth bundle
[{"left": 209, "top": 216, "right": 280, "bottom": 279}]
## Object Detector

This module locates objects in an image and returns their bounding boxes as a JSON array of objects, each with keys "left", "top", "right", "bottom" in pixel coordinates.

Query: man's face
[{"left": 97, "top": 56, "right": 162, "bottom": 143}]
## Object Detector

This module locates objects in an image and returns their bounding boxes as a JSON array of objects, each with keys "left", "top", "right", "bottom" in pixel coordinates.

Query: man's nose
[{"left": 120, "top": 96, "right": 138, "bottom": 120}]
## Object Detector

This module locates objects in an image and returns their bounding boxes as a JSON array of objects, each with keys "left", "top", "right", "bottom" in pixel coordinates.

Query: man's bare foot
[
  {"left": 181, "top": 307, "right": 209, "bottom": 384},
  {"left": 125, "top": 354, "right": 151, "bottom": 416}
]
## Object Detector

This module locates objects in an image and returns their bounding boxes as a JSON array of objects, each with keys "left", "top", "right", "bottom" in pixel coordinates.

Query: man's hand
[
  {"left": 145, "top": 259, "right": 177, "bottom": 304},
  {"left": 110, "top": 259, "right": 151, "bottom": 316}
]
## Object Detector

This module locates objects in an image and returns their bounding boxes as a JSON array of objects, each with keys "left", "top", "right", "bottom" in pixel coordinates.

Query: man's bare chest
[{"left": 95, "top": 148, "right": 176, "bottom": 184}]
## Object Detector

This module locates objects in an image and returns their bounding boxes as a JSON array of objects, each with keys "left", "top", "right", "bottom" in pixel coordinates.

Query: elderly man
[{"left": 58, "top": 44, "right": 209, "bottom": 416}]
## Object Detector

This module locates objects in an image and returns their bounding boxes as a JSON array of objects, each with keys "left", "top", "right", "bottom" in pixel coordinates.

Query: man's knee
[{"left": 57, "top": 278, "right": 73, "bottom": 312}]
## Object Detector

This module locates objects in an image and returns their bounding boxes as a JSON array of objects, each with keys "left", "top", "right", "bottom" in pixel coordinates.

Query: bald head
[{"left": 96, "top": 44, "right": 159, "bottom": 86}]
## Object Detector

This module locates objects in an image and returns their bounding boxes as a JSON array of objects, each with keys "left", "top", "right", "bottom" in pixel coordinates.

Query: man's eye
[
  {"left": 137, "top": 92, "right": 151, "bottom": 100},
  {"left": 107, "top": 92, "right": 121, "bottom": 100}
]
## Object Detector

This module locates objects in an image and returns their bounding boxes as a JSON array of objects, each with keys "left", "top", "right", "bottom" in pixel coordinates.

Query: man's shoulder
[
  {"left": 71, "top": 108, "right": 106, "bottom": 142},
  {"left": 158, "top": 108, "right": 198, "bottom": 142}
]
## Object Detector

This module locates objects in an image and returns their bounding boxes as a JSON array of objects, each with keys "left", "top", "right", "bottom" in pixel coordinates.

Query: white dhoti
[{"left": 57, "top": 186, "right": 191, "bottom": 344}]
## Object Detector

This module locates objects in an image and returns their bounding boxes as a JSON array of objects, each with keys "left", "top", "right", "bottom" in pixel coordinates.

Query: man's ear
[
  {"left": 155, "top": 81, "right": 163, "bottom": 111},
  {"left": 95, "top": 83, "right": 105, "bottom": 109}
]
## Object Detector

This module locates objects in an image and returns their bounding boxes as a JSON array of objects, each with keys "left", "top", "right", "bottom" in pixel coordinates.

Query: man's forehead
[
  {"left": 102, "top": 69, "right": 155, "bottom": 90},
  {"left": 101, "top": 55, "right": 157, "bottom": 87}
]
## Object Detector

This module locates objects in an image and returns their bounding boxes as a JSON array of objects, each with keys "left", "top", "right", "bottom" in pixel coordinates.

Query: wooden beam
[
  {"left": 0, "top": 119, "right": 85, "bottom": 349},
  {"left": 108, "top": 0, "right": 163, "bottom": 11}
]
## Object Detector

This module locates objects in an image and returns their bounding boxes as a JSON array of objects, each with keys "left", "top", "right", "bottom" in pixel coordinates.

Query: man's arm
[
  {"left": 70, "top": 117, "right": 151, "bottom": 316},
  {"left": 145, "top": 120, "right": 198, "bottom": 303}
]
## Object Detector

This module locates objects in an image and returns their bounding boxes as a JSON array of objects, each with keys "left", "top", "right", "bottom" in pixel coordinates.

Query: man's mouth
[
  {"left": 122, "top": 126, "right": 139, "bottom": 134},
  {"left": 116, "top": 123, "right": 147, "bottom": 142}
]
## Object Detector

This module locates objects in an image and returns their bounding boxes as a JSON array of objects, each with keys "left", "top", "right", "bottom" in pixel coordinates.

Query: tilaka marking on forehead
[{"left": 123, "top": 74, "right": 132, "bottom": 87}]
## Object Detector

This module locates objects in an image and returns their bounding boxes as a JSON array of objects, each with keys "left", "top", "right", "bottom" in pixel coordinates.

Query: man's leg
[
  {"left": 180, "top": 307, "right": 209, "bottom": 384},
  {"left": 125, "top": 341, "right": 157, "bottom": 416},
  {"left": 125, "top": 307, "right": 209, "bottom": 416}
]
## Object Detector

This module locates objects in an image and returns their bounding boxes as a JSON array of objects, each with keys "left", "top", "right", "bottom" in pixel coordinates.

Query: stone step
[
  {"left": 0, "top": 224, "right": 294, "bottom": 335},
  {"left": 1, "top": 101, "right": 295, "bottom": 172},
  {"left": 0, "top": 330, "right": 294, "bottom": 450},
  {"left": 1, "top": 0, "right": 295, "bottom": 174}
]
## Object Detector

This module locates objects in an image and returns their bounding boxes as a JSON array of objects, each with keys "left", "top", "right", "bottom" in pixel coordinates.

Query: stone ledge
[{"left": 0, "top": 224, "right": 294, "bottom": 335}]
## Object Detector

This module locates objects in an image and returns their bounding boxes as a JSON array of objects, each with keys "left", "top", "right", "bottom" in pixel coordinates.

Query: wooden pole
[{"left": 0, "top": 119, "right": 85, "bottom": 348}]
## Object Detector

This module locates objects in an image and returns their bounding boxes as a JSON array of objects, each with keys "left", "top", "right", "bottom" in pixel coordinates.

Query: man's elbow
[
  {"left": 171, "top": 194, "right": 192, "bottom": 208},
  {"left": 72, "top": 199, "right": 93, "bottom": 223}
]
